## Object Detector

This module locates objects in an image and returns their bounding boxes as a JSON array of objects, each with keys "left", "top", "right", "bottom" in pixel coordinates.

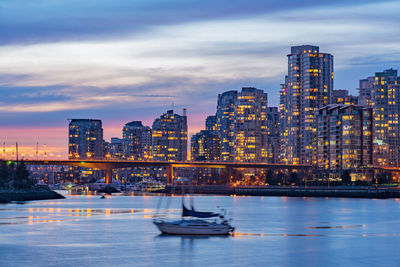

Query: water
[{"left": 1, "top": 193, "right": 400, "bottom": 266}]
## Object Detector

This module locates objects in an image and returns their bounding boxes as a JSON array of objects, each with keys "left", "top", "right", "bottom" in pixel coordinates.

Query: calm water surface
[{"left": 1, "top": 192, "right": 400, "bottom": 266}]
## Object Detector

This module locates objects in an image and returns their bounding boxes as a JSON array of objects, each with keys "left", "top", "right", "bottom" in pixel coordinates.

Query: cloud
[
  {"left": 0, "top": 0, "right": 381, "bottom": 45},
  {"left": 1, "top": 1, "right": 399, "bottom": 89}
]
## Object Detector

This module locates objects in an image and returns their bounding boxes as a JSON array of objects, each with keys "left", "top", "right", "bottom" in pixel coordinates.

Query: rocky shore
[{"left": 0, "top": 185, "right": 65, "bottom": 203}]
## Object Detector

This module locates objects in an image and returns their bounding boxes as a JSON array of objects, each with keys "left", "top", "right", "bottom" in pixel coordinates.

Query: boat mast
[{"left": 181, "top": 181, "right": 184, "bottom": 220}]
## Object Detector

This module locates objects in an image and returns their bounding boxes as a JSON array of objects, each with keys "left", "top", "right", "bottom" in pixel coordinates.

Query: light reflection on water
[
  {"left": 0, "top": 205, "right": 181, "bottom": 225},
  {"left": 1, "top": 193, "right": 400, "bottom": 266}
]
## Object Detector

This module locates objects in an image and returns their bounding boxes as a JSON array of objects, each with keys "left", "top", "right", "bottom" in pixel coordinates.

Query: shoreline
[
  {"left": 163, "top": 185, "right": 400, "bottom": 199},
  {"left": 0, "top": 186, "right": 65, "bottom": 203}
]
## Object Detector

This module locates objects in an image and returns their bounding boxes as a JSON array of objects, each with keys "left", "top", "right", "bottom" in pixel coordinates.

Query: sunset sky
[{"left": 0, "top": 0, "right": 399, "bottom": 158}]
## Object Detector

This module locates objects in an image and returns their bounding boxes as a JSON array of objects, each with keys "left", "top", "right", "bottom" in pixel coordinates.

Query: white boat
[
  {"left": 153, "top": 199, "right": 234, "bottom": 235},
  {"left": 153, "top": 219, "right": 234, "bottom": 235},
  {"left": 153, "top": 177, "right": 235, "bottom": 235}
]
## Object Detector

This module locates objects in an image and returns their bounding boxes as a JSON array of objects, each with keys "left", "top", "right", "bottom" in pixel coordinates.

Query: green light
[
  {"left": 81, "top": 161, "right": 85, "bottom": 164},
  {"left": 7, "top": 161, "right": 12, "bottom": 165}
]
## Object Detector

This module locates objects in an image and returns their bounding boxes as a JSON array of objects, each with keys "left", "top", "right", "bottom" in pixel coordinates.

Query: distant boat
[{"left": 153, "top": 178, "right": 234, "bottom": 235}]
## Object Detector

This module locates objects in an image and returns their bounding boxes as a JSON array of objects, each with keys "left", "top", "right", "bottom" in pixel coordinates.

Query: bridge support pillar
[
  {"left": 105, "top": 168, "right": 113, "bottom": 184},
  {"left": 166, "top": 165, "right": 174, "bottom": 185}
]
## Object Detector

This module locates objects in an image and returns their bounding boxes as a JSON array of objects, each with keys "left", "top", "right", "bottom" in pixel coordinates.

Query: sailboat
[
  {"left": 153, "top": 180, "right": 235, "bottom": 235},
  {"left": 153, "top": 204, "right": 234, "bottom": 235}
]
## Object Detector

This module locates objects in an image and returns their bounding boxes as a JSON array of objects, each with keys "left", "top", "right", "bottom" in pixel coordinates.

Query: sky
[{"left": 0, "top": 0, "right": 400, "bottom": 158}]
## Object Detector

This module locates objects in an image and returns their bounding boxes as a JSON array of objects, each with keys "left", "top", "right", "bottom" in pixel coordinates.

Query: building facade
[
  {"left": 205, "top": 115, "right": 218, "bottom": 132},
  {"left": 316, "top": 105, "right": 373, "bottom": 178},
  {"left": 215, "top": 87, "right": 268, "bottom": 162},
  {"left": 280, "top": 45, "right": 333, "bottom": 164},
  {"left": 279, "top": 76, "right": 290, "bottom": 164},
  {"left": 109, "top": 138, "right": 123, "bottom": 159},
  {"left": 152, "top": 110, "right": 188, "bottom": 162},
  {"left": 216, "top": 91, "right": 237, "bottom": 161},
  {"left": 68, "top": 119, "right": 104, "bottom": 159},
  {"left": 122, "top": 121, "right": 152, "bottom": 160},
  {"left": 234, "top": 87, "right": 268, "bottom": 162},
  {"left": 267, "top": 107, "right": 280, "bottom": 163},
  {"left": 370, "top": 69, "right": 400, "bottom": 166},
  {"left": 191, "top": 130, "right": 220, "bottom": 161},
  {"left": 358, "top": 77, "right": 375, "bottom": 107},
  {"left": 332, "top": 89, "right": 358, "bottom": 105}
]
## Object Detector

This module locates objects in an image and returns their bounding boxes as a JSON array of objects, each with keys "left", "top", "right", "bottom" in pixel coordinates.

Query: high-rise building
[
  {"left": 316, "top": 105, "right": 373, "bottom": 179},
  {"left": 152, "top": 110, "right": 188, "bottom": 162},
  {"left": 191, "top": 130, "right": 220, "bottom": 161},
  {"left": 205, "top": 115, "right": 218, "bottom": 132},
  {"left": 68, "top": 119, "right": 104, "bottom": 159},
  {"left": 216, "top": 87, "right": 268, "bottom": 162},
  {"left": 109, "top": 138, "right": 123, "bottom": 159},
  {"left": 234, "top": 87, "right": 268, "bottom": 162},
  {"left": 279, "top": 76, "right": 290, "bottom": 164},
  {"left": 267, "top": 107, "right": 280, "bottom": 163},
  {"left": 280, "top": 45, "right": 333, "bottom": 164},
  {"left": 216, "top": 91, "right": 237, "bottom": 161},
  {"left": 332, "top": 90, "right": 358, "bottom": 105},
  {"left": 122, "top": 121, "right": 152, "bottom": 160},
  {"left": 358, "top": 77, "right": 375, "bottom": 107},
  {"left": 370, "top": 69, "right": 400, "bottom": 166}
]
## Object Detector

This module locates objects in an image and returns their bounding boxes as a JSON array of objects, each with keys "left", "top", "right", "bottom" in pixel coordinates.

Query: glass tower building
[
  {"left": 152, "top": 110, "right": 188, "bottom": 162},
  {"left": 68, "top": 119, "right": 104, "bottom": 159},
  {"left": 316, "top": 105, "right": 373, "bottom": 178},
  {"left": 370, "top": 69, "right": 400, "bottom": 166},
  {"left": 122, "top": 121, "right": 152, "bottom": 160},
  {"left": 280, "top": 45, "right": 333, "bottom": 164},
  {"left": 216, "top": 87, "right": 268, "bottom": 162}
]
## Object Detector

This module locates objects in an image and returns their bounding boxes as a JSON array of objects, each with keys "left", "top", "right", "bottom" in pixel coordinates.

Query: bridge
[{"left": 2, "top": 159, "right": 313, "bottom": 185}]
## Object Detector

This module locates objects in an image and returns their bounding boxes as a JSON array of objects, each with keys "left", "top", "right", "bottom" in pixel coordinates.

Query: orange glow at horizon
[
  {"left": 0, "top": 115, "right": 207, "bottom": 159},
  {"left": 0, "top": 126, "right": 68, "bottom": 158}
]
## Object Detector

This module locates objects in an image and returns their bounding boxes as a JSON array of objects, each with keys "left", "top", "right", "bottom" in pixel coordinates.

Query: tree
[
  {"left": 0, "top": 162, "right": 9, "bottom": 186},
  {"left": 265, "top": 169, "right": 274, "bottom": 184},
  {"left": 276, "top": 171, "right": 286, "bottom": 185},
  {"left": 341, "top": 170, "right": 352, "bottom": 185},
  {"left": 288, "top": 171, "right": 299, "bottom": 185},
  {"left": 14, "top": 161, "right": 34, "bottom": 189},
  {"left": 376, "top": 172, "right": 392, "bottom": 184}
]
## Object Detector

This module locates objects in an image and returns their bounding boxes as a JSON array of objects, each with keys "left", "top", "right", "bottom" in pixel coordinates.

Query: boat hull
[{"left": 154, "top": 221, "right": 233, "bottom": 235}]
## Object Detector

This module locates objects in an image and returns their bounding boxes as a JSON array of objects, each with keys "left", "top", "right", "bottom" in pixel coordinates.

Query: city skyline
[
  {"left": 1, "top": 57, "right": 400, "bottom": 159},
  {"left": 1, "top": 0, "right": 400, "bottom": 157}
]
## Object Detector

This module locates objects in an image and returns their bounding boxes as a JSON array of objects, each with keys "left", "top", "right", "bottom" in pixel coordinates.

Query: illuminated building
[
  {"left": 109, "top": 138, "right": 123, "bottom": 158},
  {"left": 267, "top": 107, "right": 280, "bottom": 163},
  {"left": 205, "top": 115, "right": 218, "bottom": 132},
  {"left": 280, "top": 45, "right": 333, "bottom": 164},
  {"left": 370, "top": 69, "right": 400, "bottom": 166},
  {"left": 103, "top": 140, "right": 110, "bottom": 158},
  {"left": 332, "top": 90, "right": 358, "bottom": 105},
  {"left": 216, "top": 90, "right": 237, "bottom": 161},
  {"left": 122, "top": 121, "right": 152, "bottom": 160},
  {"left": 191, "top": 130, "right": 220, "bottom": 161},
  {"left": 234, "top": 87, "right": 268, "bottom": 162},
  {"left": 279, "top": 76, "right": 289, "bottom": 164},
  {"left": 152, "top": 109, "right": 188, "bottom": 162},
  {"left": 316, "top": 105, "right": 373, "bottom": 179},
  {"left": 373, "top": 139, "right": 389, "bottom": 167},
  {"left": 358, "top": 77, "right": 375, "bottom": 107},
  {"left": 216, "top": 87, "right": 268, "bottom": 162},
  {"left": 68, "top": 119, "right": 104, "bottom": 159}
]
